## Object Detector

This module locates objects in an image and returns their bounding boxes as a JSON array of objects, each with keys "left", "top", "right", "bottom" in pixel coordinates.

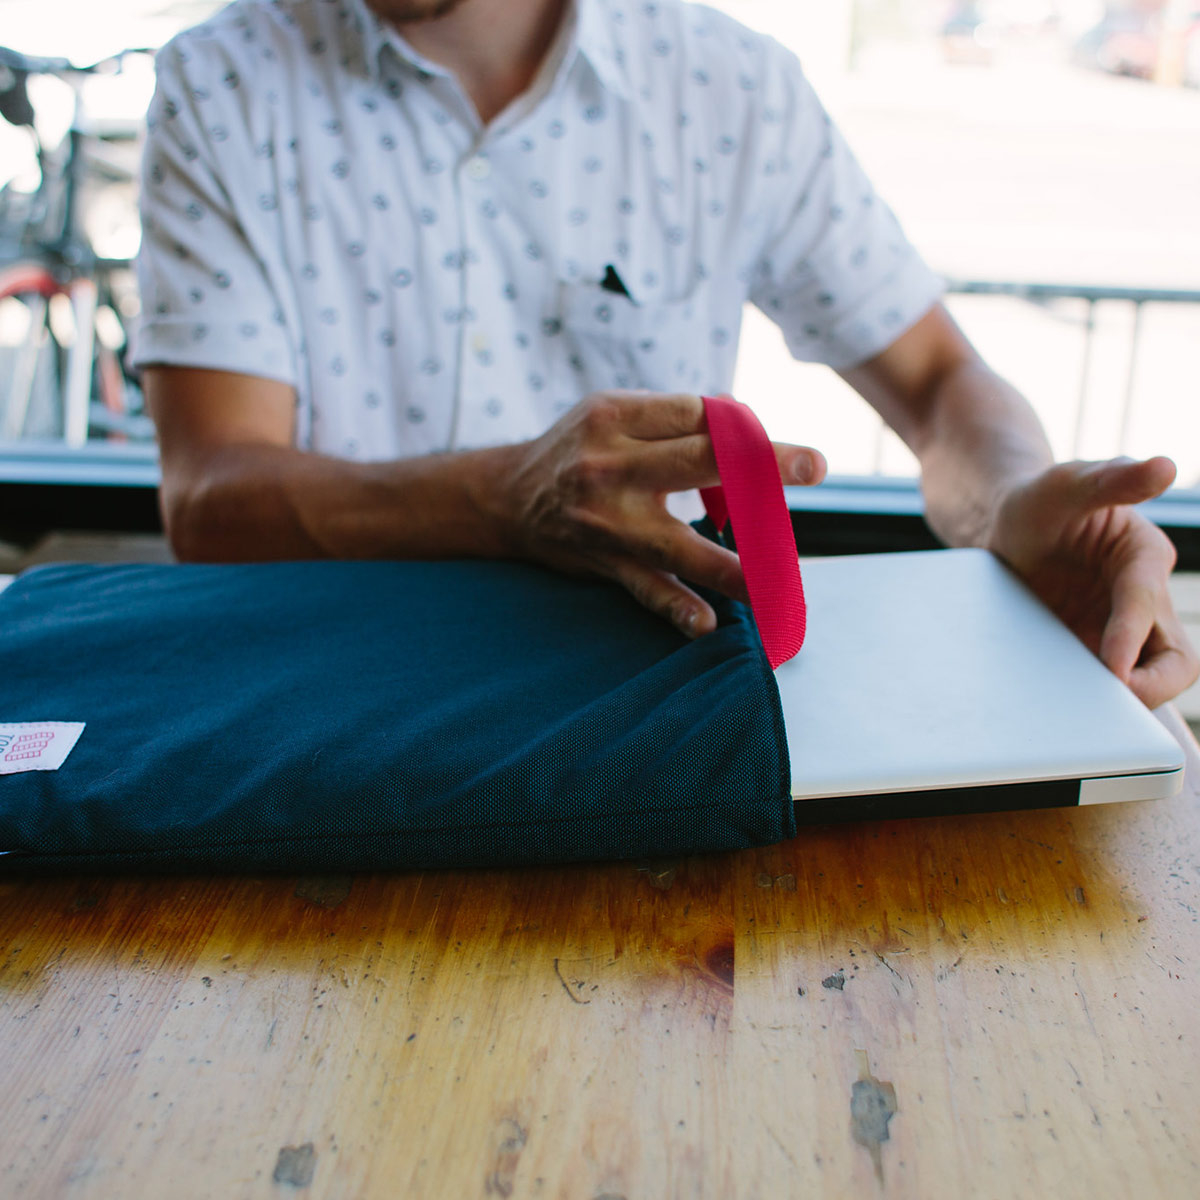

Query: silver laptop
[{"left": 777, "top": 548, "right": 1185, "bottom": 823}]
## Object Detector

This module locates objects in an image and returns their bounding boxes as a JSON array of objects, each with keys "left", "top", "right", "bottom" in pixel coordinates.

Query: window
[
  {"left": 2, "top": 0, "right": 1198, "bottom": 548},
  {"left": 712, "top": 1, "right": 1199, "bottom": 505}
]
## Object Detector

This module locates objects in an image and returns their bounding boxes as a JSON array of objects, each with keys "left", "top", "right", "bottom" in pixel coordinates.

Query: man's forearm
[
  {"left": 164, "top": 441, "right": 522, "bottom": 562},
  {"left": 838, "top": 305, "right": 1055, "bottom": 550},
  {"left": 912, "top": 359, "right": 1054, "bottom": 549},
  {"left": 147, "top": 366, "right": 824, "bottom": 636}
]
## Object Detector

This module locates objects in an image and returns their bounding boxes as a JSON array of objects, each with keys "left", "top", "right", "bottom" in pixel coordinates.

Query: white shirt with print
[{"left": 132, "top": 0, "right": 945, "bottom": 463}]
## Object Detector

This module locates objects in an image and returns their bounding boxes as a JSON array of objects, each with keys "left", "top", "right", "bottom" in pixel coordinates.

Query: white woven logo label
[{"left": 0, "top": 723, "right": 86, "bottom": 775}]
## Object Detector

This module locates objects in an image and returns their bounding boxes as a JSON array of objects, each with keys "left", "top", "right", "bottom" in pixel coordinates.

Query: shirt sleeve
[
  {"left": 747, "top": 52, "right": 945, "bottom": 371},
  {"left": 129, "top": 38, "right": 297, "bottom": 385}
]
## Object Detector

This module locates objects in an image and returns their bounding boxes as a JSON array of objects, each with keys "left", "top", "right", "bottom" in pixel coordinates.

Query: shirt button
[
  {"left": 465, "top": 156, "right": 491, "bottom": 182},
  {"left": 471, "top": 332, "right": 490, "bottom": 354}
]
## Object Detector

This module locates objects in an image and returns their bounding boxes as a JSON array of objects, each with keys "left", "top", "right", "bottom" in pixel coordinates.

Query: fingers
[
  {"left": 619, "top": 433, "right": 827, "bottom": 492},
  {"left": 608, "top": 558, "right": 718, "bottom": 638},
  {"left": 1099, "top": 553, "right": 1200, "bottom": 708},
  {"left": 1055, "top": 456, "right": 1177, "bottom": 516},
  {"left": 602, "top": 392, "right": 708, "bottom": 439},
  {"left": 782, "top": 444, "right": 828, "bottom": 488},
  {"left": 518, "top": 391, "right": 821, "bottom": 639},
  {"left": 584, "top": 392, "right": 827, "bottom": 492},
  {"left": 1128, "top": 633, "right": 1200, "bottom": 711},
  {"left": 625, "top": 518, "right": 748, "bottom": 601},
  {"left": 564, "top": 504, "right": 747, "bottom": 603},
  {"left": 1099, "top": 566, "right": 1160, "bottom": 683},
  {"left": 593, "top": 513, "right": 751, "bottom": 634}
]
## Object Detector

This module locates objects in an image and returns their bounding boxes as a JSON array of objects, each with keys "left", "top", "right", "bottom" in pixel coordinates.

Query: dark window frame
[{"left": 5, "top": 446, "right": 1200, "bottom": 567}]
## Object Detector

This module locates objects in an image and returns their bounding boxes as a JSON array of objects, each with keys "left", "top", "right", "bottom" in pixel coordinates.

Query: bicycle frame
[{"left": 0, "top": 44, "right": 150, "bottom": 447}]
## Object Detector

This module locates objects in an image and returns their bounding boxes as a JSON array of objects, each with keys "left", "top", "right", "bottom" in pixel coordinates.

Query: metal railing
[
  {"left": 944, "top": 279, "right": 1200, "bottom": 461},
  {"left": 4, "top": 278, "right": 1200, "bottom": 553}
]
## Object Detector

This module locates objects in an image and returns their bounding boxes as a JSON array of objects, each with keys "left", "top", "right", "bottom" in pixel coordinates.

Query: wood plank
[{"left": 1, "top": 713, "right": 1197, "bottom": 1198}]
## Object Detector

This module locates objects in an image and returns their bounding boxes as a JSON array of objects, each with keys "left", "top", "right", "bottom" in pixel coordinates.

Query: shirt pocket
[{"left": 554, "top": 279, "right": 712, "bottom": 397}]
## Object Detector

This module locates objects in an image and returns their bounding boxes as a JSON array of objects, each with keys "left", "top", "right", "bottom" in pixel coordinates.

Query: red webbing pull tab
[{"left": 700, "top": 394, "right": 806, "bottom": 668}]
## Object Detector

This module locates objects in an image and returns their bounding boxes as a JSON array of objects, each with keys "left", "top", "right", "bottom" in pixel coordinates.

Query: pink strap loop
[{"left": 700, "top": 394, "right": 806, "bottom": 669}]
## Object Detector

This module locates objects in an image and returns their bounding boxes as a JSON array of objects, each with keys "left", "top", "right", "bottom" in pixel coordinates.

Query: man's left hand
[{"left": 985, "top": 455, "right": 1199, "bottom": 709}]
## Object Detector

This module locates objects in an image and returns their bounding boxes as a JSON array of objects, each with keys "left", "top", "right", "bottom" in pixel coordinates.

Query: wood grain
[{"left": 1, "top": 712, "right": 1198, "bottom": 1199}]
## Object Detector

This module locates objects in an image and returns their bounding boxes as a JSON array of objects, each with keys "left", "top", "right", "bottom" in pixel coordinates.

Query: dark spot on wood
[
  {"left": 635, "top": 860, "right": 678, "bottom": 891},
  {"left": 1075, "top": 886, "right": 1086, "bottom": 905},
  {"left": 294, "top": 876, "right": 353, "bottom": 909},
  {"left": 935, "top": 955, "right": 964, "bottom": 982},
  {"left": 552, "top": 957, "right": 590, "bottom": 1004},
  {"left": 485, "top": 1117, "right": 527, "bottom": 1196},
  {"left": 822, "top": 970, "right": 846, "bottom": 990},
  {"left": 852, "top": 1078, "right": 898, "bottom": 1145},
  {"left": 497, "top": 1121, "right": 527, "bottom": 1154},
  {"left": 756, "top": 871, "right": 773, "bottom": 888},
  {"left": 272, "top": 1142, "right": 316, "bottom": 1188},
  {"left": 851, "top": 1051, "right": 897, "bottom": 1183},
  {"left": 70, "top": 893, "right": 100, "bottom": 911},
  {"left": 705, "top": 942, "right": 734, "bottom": 988}
]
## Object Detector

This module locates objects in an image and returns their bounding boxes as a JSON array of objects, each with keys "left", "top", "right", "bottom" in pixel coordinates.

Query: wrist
[
  {"left": 923, "top": 452, "right": 1052, "bottom": 551},
  {"left": 458, "top": 442, "right": 529, "bottom": 559}
]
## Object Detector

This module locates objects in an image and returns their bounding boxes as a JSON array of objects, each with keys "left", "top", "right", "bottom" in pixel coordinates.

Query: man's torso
[{"left": 134, "top": 0, "right": 940, "bottom": 461}]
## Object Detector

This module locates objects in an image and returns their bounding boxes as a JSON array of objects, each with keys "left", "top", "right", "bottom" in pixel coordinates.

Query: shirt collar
[
  {"left": 346, "top": 0, "right": 632, "bottom": 101},
  {"left": 350, "top": 1, "right": 451, "bottom": 82},
  {"left": 573, "top": 0, "right": 632, "bottom": 100}
]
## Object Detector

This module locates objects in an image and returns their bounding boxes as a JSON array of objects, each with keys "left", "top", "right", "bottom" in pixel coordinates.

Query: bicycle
[{"left": 0, "top": 43, "right": 154, "bottom": 447}]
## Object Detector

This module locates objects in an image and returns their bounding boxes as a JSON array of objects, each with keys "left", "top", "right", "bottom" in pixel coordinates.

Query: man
[{"left": 134, "top": 0, "right": 1198, "bottom": 707}]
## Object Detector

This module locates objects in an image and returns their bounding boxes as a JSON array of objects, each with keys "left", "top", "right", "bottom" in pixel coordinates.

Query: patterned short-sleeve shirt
[{"left": 132, "top": 0, "right": 945, "bottom": 461}]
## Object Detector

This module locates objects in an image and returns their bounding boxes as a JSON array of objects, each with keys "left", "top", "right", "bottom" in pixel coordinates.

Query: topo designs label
[{"left": 0, "top": 723, "right": 86, "bottom": 775}]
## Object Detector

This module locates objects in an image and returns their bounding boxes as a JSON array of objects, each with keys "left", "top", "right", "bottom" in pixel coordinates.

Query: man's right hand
[
  {"left": 147, "top": 371, "right": 825, "bottom": 639},
  {"left": 487, "top": 391, "right": 826, "bottom": 637}
]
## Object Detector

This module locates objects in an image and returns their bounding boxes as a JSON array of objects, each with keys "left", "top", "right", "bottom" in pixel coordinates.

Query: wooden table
[{"left": 1, "top": 713, "right": 1198, "bottom": 1199}]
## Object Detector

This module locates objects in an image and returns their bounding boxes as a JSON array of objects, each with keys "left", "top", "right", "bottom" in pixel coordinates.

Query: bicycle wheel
[
  {"left": 0, "top": 260, "right": 59, "bottom": 441},
  {"left": 0, "top": 259, "right": 134, "bottom": 445}
]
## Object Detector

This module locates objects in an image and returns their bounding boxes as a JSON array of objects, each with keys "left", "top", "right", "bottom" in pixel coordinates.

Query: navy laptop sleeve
[{"left": 0, "top": 556, "right": 794, "bottom": 873}]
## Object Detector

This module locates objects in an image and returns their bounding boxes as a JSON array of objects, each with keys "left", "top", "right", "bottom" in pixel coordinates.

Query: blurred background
[
  {"left": 0, "top": 0, "right": 1198, "bottom": 483},
  {"left": 717, "top": 0, "right": 1200, "bottom": 484}
]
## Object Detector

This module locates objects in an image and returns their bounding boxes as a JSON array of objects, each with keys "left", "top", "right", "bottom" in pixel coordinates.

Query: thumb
[{"left": 1070, "top": 456, "right": 1176, "bottom": 514}]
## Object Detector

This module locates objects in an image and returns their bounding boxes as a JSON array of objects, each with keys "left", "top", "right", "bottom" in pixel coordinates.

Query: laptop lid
[{"left": 776, "top": 548, "right": 1184, "bottom": 822}]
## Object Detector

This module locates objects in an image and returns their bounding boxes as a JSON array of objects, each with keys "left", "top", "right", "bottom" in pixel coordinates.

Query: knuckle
[
  {"left": 634, "top": 530, "right": 672, "bottom": 571},
  {"left": 622, "top": 570, "right": 660, "bottom": 612},
  {"left": 563, "top": 450, "right": 617, "bottom": 497},
  {"left": 556, "top": 502, "right": 621, "bottom": 556},
  {"left": 614, "top": 563, "right": 681, "bottom": 625},
  {"left": 642, "top": 528, "right": 702, "bottom": 579},
  {"left": 571, "top": 504, "right": 617, "bottom": 542},
  {"left": 579, "top": 394, "right": 624, "bottom": 436},
  {"left": 669, "top": 391, "right": 704, "bottom": 414},
  {"left": 679, "top": 435, "right": 714, "bottom": 478},
  {"left": 646, "top": 591, "right": 676, "bottom": 624}
]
